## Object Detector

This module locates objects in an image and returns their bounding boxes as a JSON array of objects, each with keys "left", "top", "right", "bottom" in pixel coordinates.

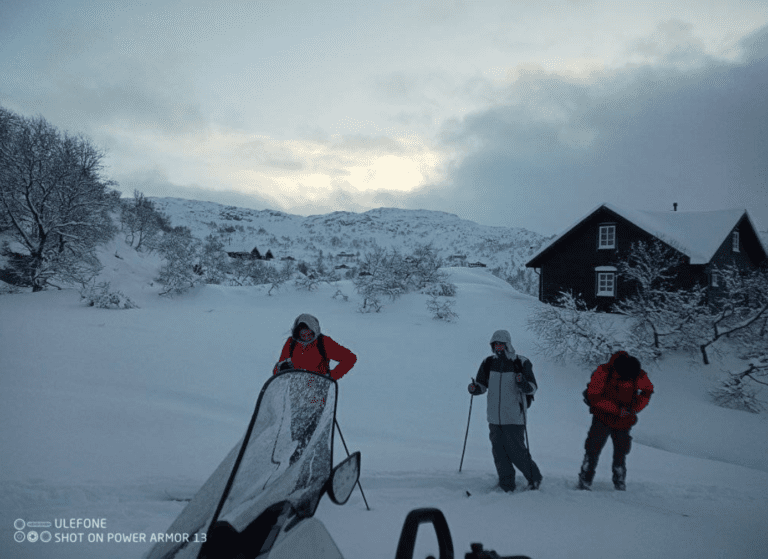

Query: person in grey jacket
[{"left": 468, "top": 330, "right": 543, "bottom": 492}]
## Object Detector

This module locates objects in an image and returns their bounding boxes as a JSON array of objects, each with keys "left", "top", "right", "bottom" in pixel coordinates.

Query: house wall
[
  {"left": 538, "top": 207, "right": 702, "bottom": 311},
  {"left": 706, "top": 216, "right": 768, "bottom": 303}
]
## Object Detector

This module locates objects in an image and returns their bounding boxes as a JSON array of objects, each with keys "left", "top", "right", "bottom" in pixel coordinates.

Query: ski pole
[
  {"left": 334, "top": 419, "right": 370, "bottom": 511},
  {"left": 459, "top": 377, "right": 474, "bottom": 473}
]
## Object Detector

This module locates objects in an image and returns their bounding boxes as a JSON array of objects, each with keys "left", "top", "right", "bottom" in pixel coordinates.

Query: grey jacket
[{"left": 474, "top": 331, "right": 537, "bottom": 425}]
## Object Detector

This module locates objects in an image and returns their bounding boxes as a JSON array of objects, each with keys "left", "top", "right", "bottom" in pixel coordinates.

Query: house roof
[{"left": 527, "top": 203, "right": 765, "bottom": 266}]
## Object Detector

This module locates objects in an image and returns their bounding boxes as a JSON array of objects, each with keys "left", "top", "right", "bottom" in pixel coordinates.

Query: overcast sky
[{"left": 2, "top": 0, "right": 767, "bottom": 235}]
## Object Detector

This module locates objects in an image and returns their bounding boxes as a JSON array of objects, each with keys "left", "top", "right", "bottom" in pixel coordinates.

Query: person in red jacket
[
  {"left": 273, "top": 313, "right": 357, "bottom": 380},
  {"left": 578, "top": 351, "right": 653, "bottom": 491}
]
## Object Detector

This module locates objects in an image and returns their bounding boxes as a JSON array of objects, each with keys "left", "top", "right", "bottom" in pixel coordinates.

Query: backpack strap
[
  {"left": 513, "top": 357, "right": 534, "bottom": 408},
  {"left": 317, "top": 334, "right": 328, "bottom": 365}
]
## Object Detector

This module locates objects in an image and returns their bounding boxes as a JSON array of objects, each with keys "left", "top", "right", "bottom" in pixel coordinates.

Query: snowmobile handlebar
[{"left": 395, "top": 508, "right": 454, "bottom": 559}]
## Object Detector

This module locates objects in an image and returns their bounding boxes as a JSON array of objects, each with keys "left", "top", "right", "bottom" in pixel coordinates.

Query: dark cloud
[{"left": 411, "top": 23, "right": 768, "bottom": 234}]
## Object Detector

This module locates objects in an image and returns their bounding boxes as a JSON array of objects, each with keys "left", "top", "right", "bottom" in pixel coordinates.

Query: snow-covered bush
[
  {"left": 267, "top": 261, "right": 293, "bottom": 295},
  {"left": 709, "top": 373, "right": 765, "bottom": 414},
  {"left": 199, "top": 234, "right": 228, "bottom": 284},
  {"left": 527, "top": 291, "right": 625, "bottom": 367},
  {"left": 357, "top": 293, "right": 382, "bottom": 313},
  {"left": 353, "top": 243, "right": 454, "bottom": 313},
  {"left": 294, "top": 272, "right": 321, "bottom": 292},
  {"left": 426, "top": 294, "right": 458, "bottom": 322},
  {"left": 79, "top": 281, "right": 138, "bottom": 309},
  {"left": 156, "top": 226, "right": 201, "bottom": 296},
  {"left": 0, "top": 279, "right": 23, "bottom": 295},
  {"left": 332, "top": 289, "right": 349, "bottom": 302},
  {"left": 229, "top": 258, "right": 278, "bottom": 287}
]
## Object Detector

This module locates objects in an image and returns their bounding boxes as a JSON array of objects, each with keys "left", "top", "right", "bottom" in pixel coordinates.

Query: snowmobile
[{"left": 144, "top": 369, "right": 529, "bottom": 559}]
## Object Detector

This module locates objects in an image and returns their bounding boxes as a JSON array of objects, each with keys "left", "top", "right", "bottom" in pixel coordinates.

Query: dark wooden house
[{"left": 525, "top": 203, "right": 767, "bottom": 311}]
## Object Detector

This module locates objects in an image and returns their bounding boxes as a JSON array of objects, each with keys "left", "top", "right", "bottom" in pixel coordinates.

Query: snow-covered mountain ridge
[{"left": 150, "top": 197, "right": 551, "bottom": 278}]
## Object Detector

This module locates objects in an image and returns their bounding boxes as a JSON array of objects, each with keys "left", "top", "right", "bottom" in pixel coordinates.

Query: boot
[
  {"left": 578, "top": 455, "right": 594, "bottom": 490},
  {"left": 612, "top": 465, "right": 626, "bottom": 491}
]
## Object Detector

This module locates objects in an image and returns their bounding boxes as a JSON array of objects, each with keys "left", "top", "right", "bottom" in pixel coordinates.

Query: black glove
[
  {"left": 274, "top": 358, "right": 293, "bottom": 374},
  {"left": 468, "top": 383, "right": 481, "bottom": 395},
  {"left": 515, "top": 373, "right": 533, "bottom": 394}
]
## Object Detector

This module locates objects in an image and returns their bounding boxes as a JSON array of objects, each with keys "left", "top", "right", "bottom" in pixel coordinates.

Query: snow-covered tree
[
  {"left": 696, "top": 264, "right": 768, "bottom": 365},
  {"left": 612, "top": 240, "right": 708, "bottom": 357},
  {"left": 199, "top": 234, "right": 228, "bottom": 284},
  {"left": 709, "top": 371, "right": 765, "bottom": 414},
  {"left": 120, "top": 190, "right": 167, "bottom": 252},
  {"left": 156, "top": 226, "right": 201, "bottom": 296},
  {"left": 0, "top": 108, "right": 118, "bottom": 290}
]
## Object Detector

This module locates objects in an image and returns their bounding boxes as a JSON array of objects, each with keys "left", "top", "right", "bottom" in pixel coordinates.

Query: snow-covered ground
[{"left": 1, "top": 241, "right": 767, "bottom": 559}]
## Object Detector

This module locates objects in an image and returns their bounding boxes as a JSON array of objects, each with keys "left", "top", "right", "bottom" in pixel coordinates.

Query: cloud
[
  {"left": 402, "top": 22, "right": 768, "bottom": 233},
  {"left": 115, "top": 167, "right": 276, "bottom": 211},
  {"left": 625, "top": 19, "right": 710, "bottom": 68}
]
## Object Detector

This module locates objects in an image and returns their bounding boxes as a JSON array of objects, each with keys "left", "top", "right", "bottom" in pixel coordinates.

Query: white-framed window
[
  {"left": 596, "top": 272, "right": 615, "bottom": 296},
  {"left": 598, "top": 224, "right": 616, "bottom": 249},
  {"left": 732, "top": 230, "right": 740, "bottom": 252},
  {"left": 710, "top": 271, "right": 719, "bottom": 287}
]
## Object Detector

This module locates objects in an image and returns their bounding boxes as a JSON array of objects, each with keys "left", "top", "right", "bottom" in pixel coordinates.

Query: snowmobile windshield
[{"left": 215, "top": 370, "right": 336, "bottom": 531}]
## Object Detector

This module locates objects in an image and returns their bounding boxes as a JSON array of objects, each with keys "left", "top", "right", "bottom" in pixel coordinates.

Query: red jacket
[
  {"left": 273, "top": 335, "right": 357, "bottom": 381},
  {"left": 587, "top": 352, "right": 654, "bottom": 430}
]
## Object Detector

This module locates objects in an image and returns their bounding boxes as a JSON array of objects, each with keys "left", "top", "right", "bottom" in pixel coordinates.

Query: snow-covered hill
[
  {"left": 150, "top": 197, "right": 551, "bottom": 294},
  {"left": 1, "top": 239, "right": 767, "bottom": 559}
]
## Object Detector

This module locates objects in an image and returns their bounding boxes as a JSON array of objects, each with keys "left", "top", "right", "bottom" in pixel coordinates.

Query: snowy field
[{"left": 1, "top": 243, "right": 767, "bottom": 559}]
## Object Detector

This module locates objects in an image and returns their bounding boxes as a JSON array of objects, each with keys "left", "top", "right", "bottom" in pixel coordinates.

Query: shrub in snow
[
  {"left": 80, "top": 281, "right": 138, "bottom": 309},
  {"left": 426, "top": 294, "right": 458, "bottom": 322},
  {"left": 709, "top": 373, "right": 765, "bottom": 414},
  {"left": 267, "top": 261, "right": 293, "bottom": 295},
  {"left": 353, "top": 243, "right": 452, "bottom": 313},
  {"left": 357, "top": 293, "right": 382, "bottom": 313},
  {"left": 199, "top": 234, "right": 228, "bottom": 284},
  {"left": 156, "top": 226, "right": 201, "bottom": 296},
  {"left": 0, "top": 279, "right": 23, "bottom": 295},
  {"left": 332, "top": 289, "right": 349, "bottom": 302},
  {"left": 294, "top": 273, "right": 321, "bottom": 292},
  {"left": 527, "top": 291, "right": 625, "bottom": 367}
]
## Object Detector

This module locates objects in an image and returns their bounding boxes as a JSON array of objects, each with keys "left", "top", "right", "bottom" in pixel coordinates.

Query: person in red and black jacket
[
  {"left": 578, "top": 351, "right": 653, "bottom": 491},
  {"left": 273, "top": 313, "right": 357, "bottom": 380},
  {"left": 273, "top": 314, "right": 357, "bottom": 465}
]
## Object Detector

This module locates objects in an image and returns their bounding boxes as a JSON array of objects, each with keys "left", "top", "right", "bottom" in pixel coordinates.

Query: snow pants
[
  {"left": 580, "top": 416, "right": 632, "bottom": 483},
  {"left": 488, "top": 423, "right": 542, "bottom": 490}
]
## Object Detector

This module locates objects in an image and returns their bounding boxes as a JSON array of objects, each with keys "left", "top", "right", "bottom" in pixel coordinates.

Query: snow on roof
[{"left": 528, "top": 203, "right": 760, "bottom": 265}]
